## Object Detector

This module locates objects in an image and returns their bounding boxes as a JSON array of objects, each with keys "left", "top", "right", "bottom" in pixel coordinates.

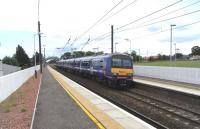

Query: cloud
[
  {"left": 159, "top": 34, "right": 200, "bottom": 43},
  {"left": 147, "top": 26, "right": 161, "bottom": 32},
  {"left": 175, "top": 26, "right": 190, "bottom": 31},
  {"left": 1, "top": 0, "right": 200, "bottom": 58}
]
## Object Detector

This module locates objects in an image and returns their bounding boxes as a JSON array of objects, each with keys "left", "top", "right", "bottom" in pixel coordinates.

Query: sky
[{"left": 0, "top": 0, "right": 200, "bottom": 59}]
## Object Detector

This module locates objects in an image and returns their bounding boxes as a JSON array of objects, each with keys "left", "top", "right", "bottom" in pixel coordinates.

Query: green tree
[
  {"left": 85, "top": 51, "right": 95, "bottom": 56},
  {"left": 15, "top": 45, "right": 30, "bottom": 68},
  {"left": 96, "top": 51, "right": 104, "bottom": 55},
  {"left": 32, "top": 51, "right": 40, "bottom": 65},
  {"left": 191, "top": 46, "right": 200, "bottom": 55},
  {"left": 148, "top": 56, "right": 155, "bottom": 62},
  {"left": 131, "top": 50, "right": 137, "bottom": 61},
  {"left": 2, "top": 56, "right": 19, "bottom": 66},
  {"left": 157, "top": 54, "right": 162, "bottom": 60},
  {"left": 162, "top": 55, "right": 169, "bottom": 60},
  {"left": 72, "top": 51, "right": 85, "bottom": 58},
  {"left": 174, "top": 53, "right": 183, "bottom": 59},
  {"left": 61, "top": 52, "right": 71, "bottom": 59}
]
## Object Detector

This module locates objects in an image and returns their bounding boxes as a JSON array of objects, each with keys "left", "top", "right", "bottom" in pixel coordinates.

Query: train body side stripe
[{"left": 111, "top": 68, "right": 133, "bottom": 76}]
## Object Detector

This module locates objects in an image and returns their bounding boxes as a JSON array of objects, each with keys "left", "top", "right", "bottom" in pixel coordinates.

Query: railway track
[
  {"left": 52, "top": 66, "right": 200, "bottom": 129},
  {"left": 122, "top": 90, "right": 200, "bottom": 128}
]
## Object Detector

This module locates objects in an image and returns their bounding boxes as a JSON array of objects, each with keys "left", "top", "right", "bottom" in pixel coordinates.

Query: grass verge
[{"left": 135, "top": 60, "right": 200, "bottom": 68}]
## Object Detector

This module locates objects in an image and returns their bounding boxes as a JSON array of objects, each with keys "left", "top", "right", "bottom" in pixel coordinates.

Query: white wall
[
  {"left": 0, "top": 66, "right": 40, "bottom": 103},
  {"left": 134, "top": 66, "right": 200, "bottom": 85}
]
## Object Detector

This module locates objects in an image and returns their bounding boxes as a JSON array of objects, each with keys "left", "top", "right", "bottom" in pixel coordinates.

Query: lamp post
[
  {"left": 34, "top": 32, "right": 44, "bottom": 78},
  {"left": 93, "top": 47, "right": 99, "bottom": 55},
  {"left": 136, "top": 49, "right": 141, "bottom": 62},
  {"left": 43, "top": 45, "right": 46, "bottom": 67},
  {"left": 133, "top": 48, "right": 141, "bottom": 62},
  {"left": 174, "top": 43, "right": 176, "bottom": 63},
  {"left": 174, "top": 43, "right": 180, "bottom": 66},
  {"left": 115, "top": 42, "right": 119, "bottom": 53},
  {"left": 124, "top": 38, "right": 131, "bottom": 54},
  {"left": 56, "top": 47, "right": 62, "bottom": 59},
  {"left": 37, "top": 0, "right": 43, "bottom": 73},
  {"left": 170, "top": 24, "right": 176, "bottom": 66}
]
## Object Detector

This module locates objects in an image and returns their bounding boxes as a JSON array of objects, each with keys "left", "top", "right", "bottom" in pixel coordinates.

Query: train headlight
[{"left": 112, "top": 73, "right": 117, "bottom": 76}]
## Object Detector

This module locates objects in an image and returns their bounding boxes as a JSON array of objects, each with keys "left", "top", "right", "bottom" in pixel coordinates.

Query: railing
[
  {"left": 134, "top": 66, "right": 200, "bottom": 85},
  {"left": 0, "top": 66, "right": 40, "bottom": 103}
]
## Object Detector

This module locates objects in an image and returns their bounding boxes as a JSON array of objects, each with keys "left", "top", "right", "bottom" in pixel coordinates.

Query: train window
[
  {"left": 93, "top": 61, "right": 97, "bottom": 69},
  {"left": 92, "top": 60, "right": 102, "bottom": 69},
  {"left": 112, "top": 55, "right": 132, "bottom": 68},
  {"left": 122, "top": 59, "right": 132, "bottom": 68},
  {"left": 100, "top": 60, "right": 104, "bottom": 69},
  {"left": 112, "top": 58, "right": 122, "bottom": 67},
  {"left": 86, "top": 61, "right": 90, "bottom": 68}
]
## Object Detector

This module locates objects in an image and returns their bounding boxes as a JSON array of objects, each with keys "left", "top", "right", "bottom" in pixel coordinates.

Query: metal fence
[
  {"left": 0, "top": 66, "right": 40, "bottom": 103},
  {"left": 134, "top": 66, "right": 200, "bottom": 85}
]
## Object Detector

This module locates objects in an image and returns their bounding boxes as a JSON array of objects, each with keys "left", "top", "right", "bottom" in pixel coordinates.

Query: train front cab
[{"left": 108, "top": 54, "right": 133, "bottom": 88}]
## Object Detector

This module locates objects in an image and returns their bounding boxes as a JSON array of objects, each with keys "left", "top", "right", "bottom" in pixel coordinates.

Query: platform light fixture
[{"left": 170, "top": 24, "right": 176, "bottom": 66}]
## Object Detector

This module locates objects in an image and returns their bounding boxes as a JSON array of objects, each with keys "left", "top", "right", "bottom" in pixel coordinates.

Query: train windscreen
[{"left": 112, "top": 55, "right": 132, "bottom": 68}]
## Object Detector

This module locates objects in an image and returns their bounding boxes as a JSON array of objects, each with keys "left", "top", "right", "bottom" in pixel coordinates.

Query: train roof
[{"left": 57, "top": 53, "right": 131, "bottom": 62}]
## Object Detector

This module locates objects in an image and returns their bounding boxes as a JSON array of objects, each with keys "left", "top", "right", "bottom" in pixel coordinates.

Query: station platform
[
  {"left": 32, "top": 66, "right": 156, "bottom": 129},
  {"left": 133, "top": 76, "right": 200, "bottom": 96},
  {"left": 32, "top": 67, "right": 97, "bottom": 129}
]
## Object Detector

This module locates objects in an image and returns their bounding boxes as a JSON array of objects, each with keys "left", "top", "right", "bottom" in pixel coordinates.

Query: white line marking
[{"left": 30, "top": 74, "right": 42, "bottom": 129}]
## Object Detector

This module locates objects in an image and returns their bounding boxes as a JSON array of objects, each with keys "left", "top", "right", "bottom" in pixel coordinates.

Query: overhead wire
[
  {"left": 116, "top": 0, "right": 183, "bottom": 30},
  {"left": 116, "top": 9, "right": 200, "bottom": 33},
  {"left": 68, "top": 0, "right": 200, "bottom": 52},
  {"left": 62, "top": 31, "right": 111, "bottom": 53},
  {"left": 63, "top": 36, "right": 71, "bottom": 49},
  {"left": 69, "top": 37, "right": 78, "bottom": 48},
  {"left": 116, "top": 0, "right": 200, "bottom": 32},
  {"left": 139, "top": 0, "right": 200, "bottom": 26},
  {"left": 86, "top": 0, "right": 184, "bottom": 44},
  {"left": 80, "top": 0, "right": 184, "bottom": 49},
  {"left": 90, "top": 32, "right": 111, "bottom": 42},
  {"left": 129, "top": 19, "right": 200, "bottom": 40},
  {"left": 79, "top": 32, "right": 112, "bottom": 51},
  {"left": 100, "top": 0, "right": 138, "bottom": 24},
  {"left": 86, "top": 0, "right": 184, "bottom": 46},
  {"left": 69, "top": 0, "right": 137, "bottom": 50},
  {"left": 71, "top": 0, "right": 124, "bottom": 47},
  {"left": 81, "top": 37, "right": 90, "bottom": 51}
]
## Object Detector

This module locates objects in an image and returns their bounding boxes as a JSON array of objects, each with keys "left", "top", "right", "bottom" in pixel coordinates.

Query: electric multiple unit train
[{"left": 56, "top": 53, "right": 134, "bottom": 88}]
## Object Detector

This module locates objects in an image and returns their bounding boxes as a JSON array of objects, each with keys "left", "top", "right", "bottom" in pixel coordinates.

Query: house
[{"left": 190, "top": 55, "right": 200, "bottom": 60}]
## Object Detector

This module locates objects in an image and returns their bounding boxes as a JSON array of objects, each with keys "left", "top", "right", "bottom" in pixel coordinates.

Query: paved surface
[
  {"left": 134, "top": 76, "right": 200, "bottom": 96},
  {"left": 32, "top": 68, "right": 97, "bottom": 129},
  {"left": 49, "top": 66, "right": 156, "bottom": 129}
]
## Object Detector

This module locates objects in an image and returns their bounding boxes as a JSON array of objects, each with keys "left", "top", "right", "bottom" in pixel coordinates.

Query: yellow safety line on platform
[{"left": 48, "top": 67, "right": 105, "bottom": 129}]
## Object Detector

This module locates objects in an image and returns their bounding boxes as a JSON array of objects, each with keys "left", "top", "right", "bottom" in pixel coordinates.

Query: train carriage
[{"left": 56, "top": 53, "right": 133, "bottom": 88}]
